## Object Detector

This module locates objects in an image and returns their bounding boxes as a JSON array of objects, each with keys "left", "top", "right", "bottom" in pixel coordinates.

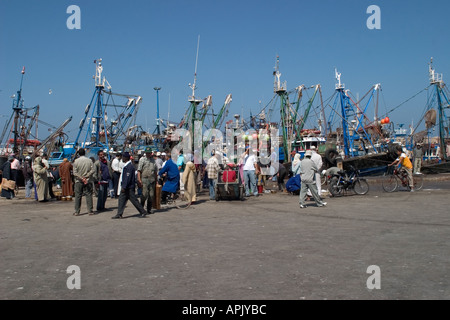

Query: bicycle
[
  {"left": 382, "top": 166, "right": 424, "bottom": 193},
  {"left": 163, "top": 190, "right": 192, "bottom": 209},
  {"left": 327, "top": 166, "right": 370, "bottom": 197}
]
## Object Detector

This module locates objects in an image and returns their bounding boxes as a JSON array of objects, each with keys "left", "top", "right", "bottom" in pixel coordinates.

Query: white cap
[
  {"left": 161, "top": 152, "right": 166, "bottom": 156},
  {"left": 305, "top": 150, "right": 313, "bottom": 157},
  {"left": 311, "top": 146, "right": 317, "bottom": 150},
  {"left": 157, "top": 152, "right": 161, "bottom": 156}
]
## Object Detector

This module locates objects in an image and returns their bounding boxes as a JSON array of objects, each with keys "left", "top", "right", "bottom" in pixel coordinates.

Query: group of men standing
[{"left": 69, "top": 147, "right": 169, "bottom": 218}]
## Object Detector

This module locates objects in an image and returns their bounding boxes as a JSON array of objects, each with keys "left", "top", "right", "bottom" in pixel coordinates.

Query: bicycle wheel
[
  {"left": 382, "top": 173, "right": 398, "bottom": 193},
  {"left": 353, "top": 179, "right": 369, "bottom": 195},
  {"left": 328, "top": 176, "right": 343, "bottom": 197},
  {"left": 321, "top": 174, "right": 327, "bottom": 186},
  {"left": 175, "top": 192, "right": 191, "bottom": 209},
  {"left": 413, "top": 174, "right": 424, "bottom": 191}
]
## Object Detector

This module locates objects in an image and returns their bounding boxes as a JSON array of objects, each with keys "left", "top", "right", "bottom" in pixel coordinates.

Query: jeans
[
  {"left": 209, "top": 179, "right": 217, "bottom": 200},
  {"left": 108, "top": 180, "right": 115, "bottom": 198},
  {"left": 244, "top": 170, "right": 258, "bottom": 196},
  {"left": 25, "top": 179, "right": 33, "bottom": 198},
  {"left": 97, "top": 183, "right": 109, "bottom": 211}
]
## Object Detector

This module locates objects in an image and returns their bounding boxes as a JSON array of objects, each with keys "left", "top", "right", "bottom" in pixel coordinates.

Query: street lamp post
[{"left": 154, "top": 87, "right": 161, "bottom": 135}]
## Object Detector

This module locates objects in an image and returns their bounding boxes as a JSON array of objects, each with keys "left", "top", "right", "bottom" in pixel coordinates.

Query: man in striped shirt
[{"left": 206, "top": 151, "right": 220, "bottom": 200}]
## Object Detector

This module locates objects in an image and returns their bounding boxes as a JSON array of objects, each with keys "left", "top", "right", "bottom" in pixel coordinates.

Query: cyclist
[{"left": 388, "top": 147, "right": 415, "bottom": 192}]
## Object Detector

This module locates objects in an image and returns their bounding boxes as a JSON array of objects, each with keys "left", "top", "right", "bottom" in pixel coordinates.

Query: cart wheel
[{"left": 215, "top": 186, "right": 220, "bottom": 201}]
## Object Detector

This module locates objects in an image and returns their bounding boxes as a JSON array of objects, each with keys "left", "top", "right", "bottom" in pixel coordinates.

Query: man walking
[
  {"left": 137, "top": 147, "right": 157, "bottom": 215},
  {"left": 73, "top": 148, "right": 95, "bottom": 216},
  {"left": 299, "top": 150, "right": 327, "bottom": 208},
  {"left": 112, "top": 152, "right": 147, "bottom": 219}
]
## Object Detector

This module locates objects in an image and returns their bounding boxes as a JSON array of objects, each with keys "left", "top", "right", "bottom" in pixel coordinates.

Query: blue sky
[{"left": 1, "top": 0, "right": 450, "bottom": 141}]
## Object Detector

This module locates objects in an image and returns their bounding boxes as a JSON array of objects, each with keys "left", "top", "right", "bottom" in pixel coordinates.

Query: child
[{"left": 389, "top": 148, "right": 414, "bottom": 192}]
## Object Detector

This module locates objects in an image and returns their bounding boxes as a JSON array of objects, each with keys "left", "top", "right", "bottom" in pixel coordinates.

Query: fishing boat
[
  {"left": 0, "top": 67, "right": 40, "bottom": 166},
  {"left": 412, "top": 59, "right": 450, "bottom": 174},
  {"left": 323, "top": 69, "right": 401, "bottom": 175},
  {"left": 48, "top": 58, "right": 144, "bottom": 164}
]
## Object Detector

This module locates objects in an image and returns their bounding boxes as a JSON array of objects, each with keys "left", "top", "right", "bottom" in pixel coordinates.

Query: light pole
[{"left": 154, "top": 87, "right": 161, "bottom": 135}]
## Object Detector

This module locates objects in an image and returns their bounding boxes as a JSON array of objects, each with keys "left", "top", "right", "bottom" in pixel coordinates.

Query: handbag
[{"left": 2, "top": 178, "right": 16, "bottom": 190}]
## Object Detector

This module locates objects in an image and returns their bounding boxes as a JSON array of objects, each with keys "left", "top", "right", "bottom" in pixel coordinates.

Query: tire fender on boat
[{"left": 325, "top": 148, "right": 338, "bottom": 166}]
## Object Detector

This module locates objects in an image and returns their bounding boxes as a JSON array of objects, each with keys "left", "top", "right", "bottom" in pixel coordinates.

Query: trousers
[
  {"left": 117, "top": 188, "right": 146, "bottom": 217},
  {"left": 299, "top": 181, "right": 323, "bottom": 206},
  {"left": 74, "top": 181, "right": 93, "bottom": 214},
  {"left": 141, "top": 178, "right": 155, "bottom": 213}
]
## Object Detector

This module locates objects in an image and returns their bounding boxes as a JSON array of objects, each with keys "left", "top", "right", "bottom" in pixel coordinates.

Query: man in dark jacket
[
  {"left": 94, "top": 150, "right": 113, "bottom": 212},
  {"left": 112, "top": 152, "right": 147, "bottom": 219}
]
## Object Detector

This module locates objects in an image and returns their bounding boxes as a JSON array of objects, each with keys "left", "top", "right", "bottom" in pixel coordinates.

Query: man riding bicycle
[{"left": 388, "top": 147, "right": 415, "bottom": 192}]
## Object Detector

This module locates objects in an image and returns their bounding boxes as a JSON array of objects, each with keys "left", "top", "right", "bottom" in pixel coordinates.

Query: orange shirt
[{"left": 399, "top": 153, "right": 413, "bottom": 169}]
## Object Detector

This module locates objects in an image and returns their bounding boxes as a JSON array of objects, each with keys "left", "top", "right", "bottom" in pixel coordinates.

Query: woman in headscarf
[
  {"left": 33, "top": 156, "right": 49, "bottom": 202},
  {"left": 292, "top": 153, "right": 302, "bottom": 177},
  {"left": 1, "top": 156, "right": 15, "bottom": 199},
  {"left": 59, "top": 158, "right": 74, "bottom": 197},
  {"left": 182, "top": 161, "right": 197, "bottom": 204}
]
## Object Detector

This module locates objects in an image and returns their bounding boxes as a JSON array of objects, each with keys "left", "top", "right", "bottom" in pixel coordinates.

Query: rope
[{"left": 381, "top": 85, "right": 431, "bottom": 118}]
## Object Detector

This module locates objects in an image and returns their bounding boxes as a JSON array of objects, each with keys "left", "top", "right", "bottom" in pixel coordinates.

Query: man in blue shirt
[
  {"left": 177, "top": 150, "right": 186, "bottom": 192},
  {"left": 159, "top": 156, "right": 180, "bottom": 204},
  {"left": 112, "top": 152, "right": 148, "bottom": 219}
]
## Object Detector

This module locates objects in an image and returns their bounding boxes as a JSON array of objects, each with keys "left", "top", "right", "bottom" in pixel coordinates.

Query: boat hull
[{"left": 421, "top": 160, "right": 450, "bottom": 174}]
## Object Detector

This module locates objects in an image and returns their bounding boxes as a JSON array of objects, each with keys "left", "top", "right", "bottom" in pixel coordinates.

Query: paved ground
[{"left": 1, "top": 174, "right": 450, "bottom": 301}]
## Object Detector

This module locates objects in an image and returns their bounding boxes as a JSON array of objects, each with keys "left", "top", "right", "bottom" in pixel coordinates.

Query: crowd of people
[{"left": 0, "top": 142, "right": 423, "bottom": 213}]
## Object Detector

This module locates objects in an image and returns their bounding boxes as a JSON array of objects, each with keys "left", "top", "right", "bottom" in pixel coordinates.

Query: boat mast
[
  {"left": 12, "top": 67, "right": 26, "bottom": 155},
  {"left": 273, "top": 56, "right": 290, "bottom": 160},
  {"left": 187, "top": 35, "right": 202, "bottom": 151},
  {"left": 335, "top": 68, "right": 352, "bottom": 157},
  {"left": 429, "top": 58, "right": 449, "bottom": 161},
  {"left": 74, "top": 59, "right": 110, "bottom": 153}
]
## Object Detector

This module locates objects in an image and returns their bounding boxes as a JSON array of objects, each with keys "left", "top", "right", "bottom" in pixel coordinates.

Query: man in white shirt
[
  {"left": 310, "top": 146, "right": 323, "bottom": 196},
  {"left": 242, "top": 148, "right": 258, "bottom": 197},
  {"left": 111, "top": 153, "right": 122, "bottom": 199}
]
